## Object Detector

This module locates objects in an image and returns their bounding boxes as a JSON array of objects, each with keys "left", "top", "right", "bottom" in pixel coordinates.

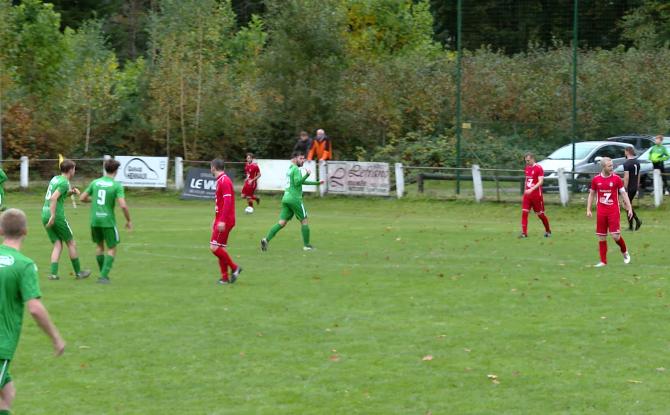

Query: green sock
[
  {"left": 101, "top": 255, "right": 115, "bottom": 278},
  {"left": 50, "top": 262, "right": 59, "bottom": 276},
  {"left": 0, "top": 409, "right": 11, "bottom": 414},
  {"left": 266, "top": 223, "right": 283, "bottom": 242},
  {"left": 96, "top": 255, "right": 104, "bottom": 271},
  {"left": 71, "top": 258, "right": 81, "bottom": 274},
  {"left": 301, "top": 224, "right": 310, "bottom": 246}
]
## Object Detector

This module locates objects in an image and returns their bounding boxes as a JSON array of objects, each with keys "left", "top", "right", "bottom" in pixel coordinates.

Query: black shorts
[{"left": 627, "top": 187, "right": 638, "bottom": 201}]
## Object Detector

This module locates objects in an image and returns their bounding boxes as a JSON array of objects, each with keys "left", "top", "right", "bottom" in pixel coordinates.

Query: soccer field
[{"left": 7, "top": 192, "right": 670, "bottom": 414}]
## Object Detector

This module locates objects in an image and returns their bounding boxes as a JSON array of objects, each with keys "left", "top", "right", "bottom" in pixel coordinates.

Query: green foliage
[{"left": 621, "top": 0, "right": 670, "bottom": 49}]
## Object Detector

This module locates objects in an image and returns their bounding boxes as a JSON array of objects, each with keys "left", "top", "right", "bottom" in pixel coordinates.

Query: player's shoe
[
  {"left": 593, "top": 262, "right": 607, "bottom": 267},
  {"left": 256, "top": 197, "right": 260, "bottom": 206},
  {"left": 231, "top": 266, "right": 243, "bottom": 283},
  {"left": 260, "top": 238, "right": 268, "bottom": 252},
  {"left": 518, "top": 233, "right": 528, "bottom": 239},
  {"left": 635, "top": 220, "right": 642, "bottom": 231},
  {"left": 544, "top": 232, "right": 551, "bottom": 238},
  {"left": 623, "top": 251, "right": 631, "bottom": 264},
  {"left": 76, "top": 270, "right": 91, "bottom": 280},
  {"left": 303, "top": 245, "right": 315, "bottom": 251},
  {"left": 47, "top": 274, "right": 60, "bottom": 281},
  {"left": 217, "top": 278, "right": 230, "bottom": 285},
  {"left": 97, "top": 277, "right": 110, "bottom": 284}
]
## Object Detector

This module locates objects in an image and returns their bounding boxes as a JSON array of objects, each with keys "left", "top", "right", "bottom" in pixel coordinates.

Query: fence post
[
  {"left": 103, "top": 154, "right": 111, "bottom": 175},
  {"left": 558, "top": 168, "right": 569, "bottom": 206},
  {"left": 318, "top": 160, "right": 327, "bottom": 197},
  {"left": 653, "top": 169, "right": 663, "bottom": 207},
  {"left": 418, "top": 174, "right": 424, "bottom": 193},
  {"left": 20, "top": 156, "right": 29, "bottom": 189},
  {"left": 175, "top": 157, "right": 184, "bottom": 190},
  {"left": 472, "top": 164, "right": 483, "bottom": 202},
  {"left": 395, "top": 163, "right": 404, "bottom": 199}
]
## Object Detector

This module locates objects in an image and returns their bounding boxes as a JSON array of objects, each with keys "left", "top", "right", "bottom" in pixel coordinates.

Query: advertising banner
[
  {"left": 256, "top": 159, "right": 317, "bottom": 193},
  {"left": 115, "top": 156, "right": 168, "bottom": 188},
  {"left": 326, "top": 161, "right": 390, "bottom": 196}
]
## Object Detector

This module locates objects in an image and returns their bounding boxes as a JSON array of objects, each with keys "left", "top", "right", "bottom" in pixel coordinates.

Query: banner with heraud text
[
  {"left": 115, "top": 156, "right": 169, "bottom": 188},
  {"left": 326, "top": 161, "right": 390, "bottom": 196}
]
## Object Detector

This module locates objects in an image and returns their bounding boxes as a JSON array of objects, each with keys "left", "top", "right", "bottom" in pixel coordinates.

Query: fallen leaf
[
  {"left": 239, "top": 352, "right": 246, "bottom": 357},
  {"left": 79, "top": 345, "right": 90, "bottom": 349},
  {"left": 464, "top": 348, "right": 471, "bottom": 353},
  {"left": 627, "top": 379, "right": 642, "bottom": 384},
  {"left": 656, "top": 367, "right": 666, "bottom": 372},
  {"left": 422, "top": 355, "right": 434, "bottom": 361},
  {"left": 329, "top": 354, "right": 340, "bottom": 362},
  {"left": 600, "top": 316, "right": 607, "bottom": 320},
  {"left": 487, "top": 374, "right": 498, "bottom": 380}
]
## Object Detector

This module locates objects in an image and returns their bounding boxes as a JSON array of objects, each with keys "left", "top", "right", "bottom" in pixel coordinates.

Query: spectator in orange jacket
[{"left": 307, "top": 129, "right": 332, "bottom": 161}]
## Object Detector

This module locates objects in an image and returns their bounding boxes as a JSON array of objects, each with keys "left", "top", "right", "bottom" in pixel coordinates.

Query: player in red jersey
[
  {"left": 210, "top": 159, "right": 242, "bottom": 284},
  {"left": 241, "top": 153, "right": 261, "bottom": 210},
  {"left": 520, "top": 152, "right": 551, "bottom": 238},
  {"left": 586, "top": 157, "right": 633, "bottom": 267}
]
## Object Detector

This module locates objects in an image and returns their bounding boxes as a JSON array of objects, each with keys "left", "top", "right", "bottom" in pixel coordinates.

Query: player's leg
[
  {"left": 264, "top": 204, "right": 292, "bottom": 245},
  {"left": 91, "top": 227, "right": 105, "bottom": 271},
  {"left": 533, "top": 198, "right": 551, "bottom": 236},
  {"left": 210, "top": 226, "right": 238, "bottom": 283},
  {"left": 628, "top": 189, "right": 641, "bottom": 230},
  {"left": 99, "top": 227, "right": 120, "bottom": 283},
  {"left": 60, "top": 220, "right": 90, "bottom": 279},
  {"left": 0, "top": 360, "right": 15, "bottom": 412},
  {"left": 48, "top": 239, "right": 63, "bottom": 280},
  {"left": 595, "top": 215, "right": 608, "bottom": 266},
  {"left": 520, "top": 196, "right": 530, "bottom": 237},
  {"left": 610, "top": 213, "right": 630, "bottom": 263}
]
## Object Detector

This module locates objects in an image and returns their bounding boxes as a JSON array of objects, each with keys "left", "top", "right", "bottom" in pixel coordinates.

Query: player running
[
  {"left": 261, "top": 151, "right": 323, "bottom": 251},
  {"left": 210, "top": 159, "right": 242, "bottom": 285},
  {"left": 241, "top": 153, "right": 261, "bottom": 210},
  {"left": 520, "top": 152, "right": 551, "bottom": 238},
  {"left": 79, "top": 159, "right": 133, "bottom": 284},
  {"left": 586, "top": 157, "right": 633, "bottom": 267},
  {"left": 622, "top": 146, "right": 642, "bottom": 231},
  {"left": 41, "top": 160, "right": 91, "bottom": 280},
  {"left": 0, "top": 209, "right": 65, "bottom": 414}
]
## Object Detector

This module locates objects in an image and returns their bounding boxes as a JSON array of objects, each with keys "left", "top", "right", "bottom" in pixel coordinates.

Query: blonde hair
[
  {"left": 600, "top": 157, "right": 611, "bottom": 168},
  {"left": 0, "top": 209, "right": 27, "bottom": 239}
]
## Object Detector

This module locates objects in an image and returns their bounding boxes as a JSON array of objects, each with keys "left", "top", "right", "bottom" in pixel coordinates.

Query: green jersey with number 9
[{"left": 84, "top": 176, "right": 125, "bottom": 227}]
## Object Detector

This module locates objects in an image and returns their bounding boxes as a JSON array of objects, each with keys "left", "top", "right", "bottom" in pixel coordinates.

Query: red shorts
[
  {"left": 522, "top": 194, "right": 545, "bottom": 213},
  {"left": 241, "top": 181, "right": 257, "bottom": 198},
  {"left": 596, "top": 212, "right": 621, "bottom": 236},
  {"left": 210, "top": 223, "right": 235, "bottom": 247}
]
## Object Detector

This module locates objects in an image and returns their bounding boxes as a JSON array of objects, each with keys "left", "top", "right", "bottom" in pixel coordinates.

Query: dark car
[
  {"left": 606, "top": 135, "right": 655, "bottom": 154},
  {"left": 614, "top": 138, "right": 670, "bottom": 191}
]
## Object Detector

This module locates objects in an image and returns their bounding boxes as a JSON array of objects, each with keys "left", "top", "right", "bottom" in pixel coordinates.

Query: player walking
[
  {"left": 261, "top": 151, "right": 323, "bottom": 251},
  {"left": 586, "top": 157, "right": 633, "bottom": 267},
  {"left": 241, "top": 153, "right": 261, "bottom": 210},
  {"left": 622, "top": 146, "right": 642, "bottom": 231},
  {"left": 0, "top": 209, "right": 66, "bottom": 414},
  {"left": 210, "top": 159, "right": 242, "bottom": 285},
  {"left": 41, "top": 160, "right": 91, "bottom": 280},
  {"left": 79, "top": 159, "right": 132, "bottom": 284},
  {"left": 520, "top": 152, "right": 551, "bottom": 238}
]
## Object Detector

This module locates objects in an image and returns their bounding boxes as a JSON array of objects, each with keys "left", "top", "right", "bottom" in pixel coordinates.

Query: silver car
[
  {"left": 614, "top": 139, "right": 670, "bottom": 191},
  {"left": 538, "top": 141, "right": 630, "bottom": 178}
]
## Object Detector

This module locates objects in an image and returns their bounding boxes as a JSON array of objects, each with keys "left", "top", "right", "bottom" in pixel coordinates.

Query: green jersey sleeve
[
  {"left": 0, "top": 169, "right": 7, "bottom": 185},
  {"left": 116, "top": 182, "right": 125, "bottom": 199},
  {"left": 84, "top": 180, "right": 94, "bottom": 196},
  {"left": 19, "top": 262, "right": 41, "bottom": 302},
  {"left": 57, "top": 178, "right": 70, "bottom": 198}
]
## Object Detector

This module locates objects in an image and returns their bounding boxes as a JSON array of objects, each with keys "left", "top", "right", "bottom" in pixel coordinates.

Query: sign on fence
[
  {"left": 326, "top": 161, "right": 390, "bottom": 196},
  {"left": 181, "top": 168, "right": 216, "bottom": 200},
  {"left": 256, "top": 159, "right": 317, "bottom": 192},
  {"left": 115, "top": 156, "right": 168, "bottom": 188}
]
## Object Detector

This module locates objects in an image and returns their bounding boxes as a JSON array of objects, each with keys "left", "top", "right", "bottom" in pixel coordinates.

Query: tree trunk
[
  {"left": 179, "top": 70, "right": 188, "bottom": 159},
  {"left": 193, "top": 27, "right": 203, "bottom": 159}
]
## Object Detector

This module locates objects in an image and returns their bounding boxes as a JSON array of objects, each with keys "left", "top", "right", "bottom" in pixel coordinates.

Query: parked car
[
  {"left": 606, "top": 134, "right": 655, "bottom": 154},
  {"left": 614, "top": 140, "right": 670, "bottom": 191}
]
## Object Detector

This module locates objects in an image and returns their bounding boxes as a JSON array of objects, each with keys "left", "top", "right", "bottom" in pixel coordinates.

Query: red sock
[
  {"left": 521, "top": 210, "right": 529, "bottom": 234},
  {"left": 216, "top": 247, "right": 238, "bottom": 272},
  {"left": 212, "top": 249, "right": 229, "bottom": 280},
  {"left": 248, "top": 199, "right": 254, "bottom": 207},
  {"left": 538, "top": 213, "right": 551, "bottom": 233},
  {"left": 599, "top": 240, "right": 607, "bottom": 264},
  {"left": 615, "top": 236, "right": 627, "bottom": 253}
]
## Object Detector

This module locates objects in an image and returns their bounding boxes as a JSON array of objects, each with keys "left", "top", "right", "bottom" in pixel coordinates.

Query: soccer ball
[{"left": 245, "top": 206, "right": 254, "bottom": 214}]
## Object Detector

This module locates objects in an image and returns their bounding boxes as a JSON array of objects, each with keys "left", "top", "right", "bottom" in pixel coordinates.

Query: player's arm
[
  {"left": 619, "top": 187, "right": 633, "bottom": 218},
  {"left": 253, "top": 169, "right": 261, "bottom": 182},
  {"left": 217, "top": 183, "right": 233, "bottom": 232},
  {"left": 586, "top": 189, "right": 595, "bottom": 217},
  {"left": 27, "top": 299, "right": 65, "bottom": 356},
  {"left": 0, "top": 169, "right": 7, "bottom": 185},
  {"left": 117, "top": 197, "right": 132, "bottom": 230},
  {"left": 623, "top": 169, "right": 630, "bottom": 189},
  {"left": 46, "top": 189, "right": 62, "bottom": 227}
]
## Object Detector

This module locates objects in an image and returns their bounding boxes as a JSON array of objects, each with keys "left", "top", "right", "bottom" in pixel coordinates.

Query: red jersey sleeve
[{"left": 221, "top": 177, "right": 234, "bottom": 221}]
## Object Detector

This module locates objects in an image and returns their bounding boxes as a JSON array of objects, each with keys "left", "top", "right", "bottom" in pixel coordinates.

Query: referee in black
[{"left": 623, "top": 146, "right": 642, "bottom": 230}]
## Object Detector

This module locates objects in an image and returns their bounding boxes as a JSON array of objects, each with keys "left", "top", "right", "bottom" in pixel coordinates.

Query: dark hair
[
  {"left": 299, "top": 131, "right": 308, "bottom": 137},
  {"left": 60, "top": 159, "right": 76, "bottom": 173},
  {"left": 0, "top": 208, "right": 27, "bottom": 239},
  {"left": 211, "top": 158, "right": 225, "bottom": 171},
  {"left": 291, "top": 151, "right": 305, "bottom": 159},
  {"left": 104, "top": 159, "right": 121, "bottom": 174},
  {"left": 524, "top": 152, "right": 535, "bottom": 160},
  {"left": 246, "top": 152, "right": 254, "bottom": 159},
  {"left": 625, "top": 146, "right": 636, "bottom": 155}
]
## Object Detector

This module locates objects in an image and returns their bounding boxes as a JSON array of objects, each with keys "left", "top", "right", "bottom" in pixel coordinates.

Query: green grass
[{"left": 6, "top": 192, "right": 670, "bottom": 414}]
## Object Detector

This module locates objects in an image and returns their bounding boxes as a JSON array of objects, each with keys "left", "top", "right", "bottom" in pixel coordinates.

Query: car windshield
[{"left": 547, "top": 142, "right": 598, "bottom": 160}]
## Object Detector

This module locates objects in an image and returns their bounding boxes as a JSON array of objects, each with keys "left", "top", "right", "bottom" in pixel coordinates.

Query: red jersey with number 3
[
  {"left": 215, "top": 172, "right": 235, "bottom": 226},
  {"left": 245, "top": 163, "right": 260, "bottom": 182},
  {"left": 524, "top": 164, "right": 544, "bottom": 197},
  {"left": 591, "top": 173, "right": 623, "bottom": 216}
]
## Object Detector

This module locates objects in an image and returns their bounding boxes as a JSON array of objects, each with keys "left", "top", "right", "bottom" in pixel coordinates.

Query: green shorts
[
  {"left": 279, "top": 200, "right": 307, "bottom": 222},
  {"left": 0, "top": 360, "right": 12, "bottom": 388},
  {"left": 42, "top": 217, "right": 74, "bottom": 243},
  {"left": 91, "top": 226, "right": 120, "bottom": 248}
]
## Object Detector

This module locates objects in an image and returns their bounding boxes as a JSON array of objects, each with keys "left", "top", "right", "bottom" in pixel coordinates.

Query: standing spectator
[
  {"left": 649, "top": 134, "right": 670, "bottom": 195},
  {"left": 622, "top": 146, "right": 642, "bottom": 231},
  {"left": 293, "top": 131, "right": 312, "bottom": 156},
  {"left": 307, "top": 129, "right": 332, "bottom": 161}
]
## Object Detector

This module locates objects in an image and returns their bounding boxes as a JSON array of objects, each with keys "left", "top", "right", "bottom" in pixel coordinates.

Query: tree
[{"left": 621, "top": 0, "right": 670, "bottom": 48}]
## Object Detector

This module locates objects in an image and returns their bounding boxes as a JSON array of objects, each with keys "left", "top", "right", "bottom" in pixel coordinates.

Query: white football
[{"left": 245, "top": 206, "right": 254, "bottom": 214}]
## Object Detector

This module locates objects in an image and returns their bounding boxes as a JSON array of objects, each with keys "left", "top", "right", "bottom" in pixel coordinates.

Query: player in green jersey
[
  {"left": 0, "top": 167, "right": 7, "bottom": 212},
  {"left": 41, "top": 159, "right": 91, "bottom": 281},
  {"left": 261, "top": 151, "right": 323, "bottom": 251},
  {"left": 80, "top": 159, "right": 132, "bottom": 284},
  {"left": 0, "top": 209, "right": 65, "bottom": 413}
]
